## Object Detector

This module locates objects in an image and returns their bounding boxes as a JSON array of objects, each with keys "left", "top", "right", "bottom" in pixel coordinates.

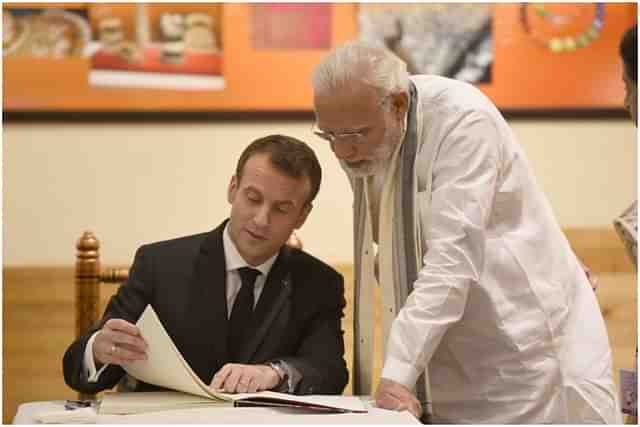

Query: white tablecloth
[{"left": 13, "top": 400, "right": 420, "bottom": 424}]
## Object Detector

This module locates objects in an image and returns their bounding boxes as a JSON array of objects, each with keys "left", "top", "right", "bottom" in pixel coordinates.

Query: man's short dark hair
[
  {"left": 236, "top": 135, "right": 322, "bottom": 205},
  {"left": 620, "top": 25, "right": 637, "bottom": 83}
]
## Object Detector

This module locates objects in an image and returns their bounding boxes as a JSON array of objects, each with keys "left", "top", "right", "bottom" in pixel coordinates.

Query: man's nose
[
  {"left": 330, "top": 140, "right": 356, "bottom": 160},
  {"left": 253, "top": 205, "right": 270, "bottom": 227}
]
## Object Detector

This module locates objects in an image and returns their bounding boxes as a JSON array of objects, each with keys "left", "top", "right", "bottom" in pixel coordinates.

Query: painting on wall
[
  {"left": 2, "top": 3, "right": 636, "bottom": 114},
  {"left": 359, "top": 4, "right": 493, "bottom": 84},
  {"left": 251, "top": 3, "right": 332, "bottom": 50},
  {"left": 3, "top": 7, "right": 91, "bottom": 59},
  {"left": 358, "top": 3, "right": 637, "bottom": 112},
  {"left": 88, "top": 4, "right": 224, "bottom": 91}
]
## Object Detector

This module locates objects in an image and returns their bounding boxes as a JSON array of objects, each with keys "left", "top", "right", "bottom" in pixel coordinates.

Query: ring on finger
[{"left": 110, "top": 344, "right": 117, "bottom": 355}]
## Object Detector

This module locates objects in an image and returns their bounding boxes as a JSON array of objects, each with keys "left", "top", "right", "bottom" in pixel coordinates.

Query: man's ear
[
  {"left": 390, "top": 91, "right": 409, "bottom": 121},
  {"left": 227, "top": 175, "right": 238, "bottom": 204},
  {"left": 295, "top": 203, "right": 313, "bottom": 229}
]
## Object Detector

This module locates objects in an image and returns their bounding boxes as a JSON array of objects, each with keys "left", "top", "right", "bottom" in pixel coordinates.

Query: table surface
[{"left": 14, "top": 399, "right": 420, "bottom": 424}]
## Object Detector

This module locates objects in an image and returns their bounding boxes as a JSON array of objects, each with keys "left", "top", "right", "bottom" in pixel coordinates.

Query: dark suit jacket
[{"left": 63, "top": 221, "right": 348, "bottom": 395}]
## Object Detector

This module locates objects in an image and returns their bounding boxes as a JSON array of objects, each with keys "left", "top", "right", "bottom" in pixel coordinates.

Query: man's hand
[
  {"left": 93, "top": 318, "right": 148, "bottom": 366},
  {"left": 210, "top": 363, "right": 280, "bottom": 393},
  {"left": 375, "top": 378, "right": 423, "bottom": 419}
]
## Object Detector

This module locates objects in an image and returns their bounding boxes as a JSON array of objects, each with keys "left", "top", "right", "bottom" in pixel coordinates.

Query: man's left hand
[
  {"left": 375, "top": 378, "right": 423, "bottom": 419},
  {"left": 210, "top": 363, "right": 280, "bottom": 393}
]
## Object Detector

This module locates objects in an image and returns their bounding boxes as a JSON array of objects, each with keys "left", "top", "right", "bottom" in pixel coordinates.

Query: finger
[
  {"left": 109, "top": 352, "right": 137, "bottom": 366},
  {"left": 376, "top": 394, "right": 400, "bottom": 411},
  {"left": 247, "top": 375, "right": 260, "bottom": 393},
  {"left": 236, "top": 377, "right": 249, "bottom": 394},
  {"left": 381, "top": 382, "right": 414, "bottom": 402},
  {"left": 110, "top": 330, "right": 148, "bottom": 353},
  {"left": 378, "top": 386, "right": 404, "bottom": 403},
  {"left": 211, "top": 365, "right": 233, "bottom": 390},
  {"left": 235, "top": 370, "right": 253, "bottom": 393},
  {"left": 97, "top": 326, "right": 147, "bottom": 356},
  {"left": 109, "top": 343, "right": 147, "bottom": 362},
  {"left": 105, "top": 318, "right": 143, "bottom": 337},
  {"left": 410, "top": 400, "right": 423, "bottom": 419},
  {"left": 98, "top": 344, "right": 124, "bottom": 366},
  {"left": 225, "top": 367, "right": 243, "bottom": 393},
  {"left": 390, "top": 395, "right": 422, "bottom": 418},
  {"left": 402, "top": 398, "right": 423, "bottom": 419}
]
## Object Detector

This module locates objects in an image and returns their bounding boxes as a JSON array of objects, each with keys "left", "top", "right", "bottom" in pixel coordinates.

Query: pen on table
[{"left": 64, "top": 400, "right": 93, "bottom": 410}]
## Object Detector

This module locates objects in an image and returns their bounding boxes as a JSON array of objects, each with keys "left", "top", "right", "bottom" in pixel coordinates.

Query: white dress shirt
[{"left": 83, "top": 224, "right": 277, "bottom": 383}]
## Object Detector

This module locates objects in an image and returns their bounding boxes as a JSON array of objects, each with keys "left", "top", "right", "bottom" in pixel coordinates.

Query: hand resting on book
[
  {"left": 94, "top": 318, "right": 149, "bottom": 366},
  {"left": 210, "top": 363, "right": 281, "bottom": 393}
]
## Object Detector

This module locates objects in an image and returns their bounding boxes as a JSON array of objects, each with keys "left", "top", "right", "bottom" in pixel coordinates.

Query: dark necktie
[{"left": 228, "top": 267, "right": 261, "bottom": 361}]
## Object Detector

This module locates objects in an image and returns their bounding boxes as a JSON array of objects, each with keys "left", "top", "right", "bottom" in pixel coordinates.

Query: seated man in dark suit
[{"left": 63, "top": 134, "right": 348, "bottom": 396}]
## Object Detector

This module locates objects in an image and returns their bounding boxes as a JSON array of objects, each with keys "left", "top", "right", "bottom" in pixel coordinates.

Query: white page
[
  {"left": 100, "top": 391, "right": 230, "bottom": 415},
  {"left": 124, "top": 305, "right": 214, "bottom": 399}
]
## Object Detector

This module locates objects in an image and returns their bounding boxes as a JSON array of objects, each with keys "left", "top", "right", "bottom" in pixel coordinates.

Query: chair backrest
[
  {"left": 75, "top": 231, "right": 129, "bottom": 400},
  {"left": 75, "top": 231, "right": 129, "bottom": 339}
]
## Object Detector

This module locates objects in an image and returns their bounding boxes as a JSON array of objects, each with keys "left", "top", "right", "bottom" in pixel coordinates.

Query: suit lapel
[
  {"left": 237, "top": 247, "right": 293, "bottom": 362},
  {"left": 182, "top": 222, "right": 229, "bottom": 383}
]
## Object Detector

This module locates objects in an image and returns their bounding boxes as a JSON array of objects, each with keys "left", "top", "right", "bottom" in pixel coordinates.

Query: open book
[
  {"left": 100, "top": 391, "right": 229, "bottom": 415},
  {"left": 105, "top": 305, "right": 366, "bottom": 415}
]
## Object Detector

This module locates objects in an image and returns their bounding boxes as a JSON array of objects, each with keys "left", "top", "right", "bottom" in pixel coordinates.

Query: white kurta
[{"left": 372, "top": 76, "right": 620, "bottom": 423}]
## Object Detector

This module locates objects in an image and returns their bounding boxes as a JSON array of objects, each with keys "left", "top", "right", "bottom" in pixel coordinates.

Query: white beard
[{"left": 344, "top": 118, "right": 404, "bottom": 178}]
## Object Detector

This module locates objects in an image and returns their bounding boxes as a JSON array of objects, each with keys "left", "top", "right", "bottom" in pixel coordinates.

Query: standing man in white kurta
[{"left": 311, "top": 41, "right": 620, "bottom": 424}]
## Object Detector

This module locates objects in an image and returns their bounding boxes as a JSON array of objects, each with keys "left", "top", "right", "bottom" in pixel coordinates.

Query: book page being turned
[{"left": 124, "top": 305, "right": 215, "bottom": 398}]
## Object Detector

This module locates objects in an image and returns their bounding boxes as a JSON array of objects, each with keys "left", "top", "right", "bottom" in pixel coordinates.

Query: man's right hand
[
  {"left": 93, "top": 318, "right": 148, "bottom": 366},
  {"left": 375, "top": 378, "right": 423, "bottom": 419}
]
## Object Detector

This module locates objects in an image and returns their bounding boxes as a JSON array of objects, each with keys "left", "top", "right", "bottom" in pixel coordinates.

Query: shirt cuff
[
  {"left": 84, "top": 331, "right": 110, "bottom": 382},
  {"left": 381, "top": 355, "right": 422, "bottom": 389}
]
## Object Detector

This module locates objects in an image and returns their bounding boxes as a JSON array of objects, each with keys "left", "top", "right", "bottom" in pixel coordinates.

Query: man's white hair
[{"left": 312, "top": 40, "right": 409, "bottom": 99}]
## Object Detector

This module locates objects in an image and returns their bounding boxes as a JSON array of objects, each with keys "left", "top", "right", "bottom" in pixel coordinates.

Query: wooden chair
[
  {"left": 75, "top": 231, "right": 129, "bottom": 338},
  {"left": 75, "top": 231, "right": 129, "bottom": 400}
]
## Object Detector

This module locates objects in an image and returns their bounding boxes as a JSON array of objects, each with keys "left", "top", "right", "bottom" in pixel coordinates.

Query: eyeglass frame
[
  {"left": 310, "top": 124, "right": 370, "bottom": 144},
  {"left": 311, "top": 95, "right": 391, "bottom": 144}
]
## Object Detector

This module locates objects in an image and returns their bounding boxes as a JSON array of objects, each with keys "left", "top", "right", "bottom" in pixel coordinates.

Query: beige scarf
[{"left": 351, "top": 81, "right": 438, "bottom": 418}]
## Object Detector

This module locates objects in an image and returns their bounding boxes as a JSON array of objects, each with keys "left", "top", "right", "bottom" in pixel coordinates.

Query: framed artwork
[
  {"left": 3, "top": 3, "right": 636, "bottom": 114},
  {"left": 359, "top": 3, "right": 637, "bottom": 112},
  {"left": 3, "top": 3, "right": 356, "bottom": 113}
]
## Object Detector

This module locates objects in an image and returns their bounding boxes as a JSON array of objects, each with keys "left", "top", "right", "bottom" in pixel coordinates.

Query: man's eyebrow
[{"left": 245, "top": 186, "right": 298, "bottom": 207}]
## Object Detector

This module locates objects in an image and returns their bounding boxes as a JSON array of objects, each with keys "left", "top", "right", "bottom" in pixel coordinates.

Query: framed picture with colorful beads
[
  {"left": 359, "top": 3, "right": 637, "bottom": 113},
  {"left": 3, "top": 3, "right": 637, "bottom": 115}
]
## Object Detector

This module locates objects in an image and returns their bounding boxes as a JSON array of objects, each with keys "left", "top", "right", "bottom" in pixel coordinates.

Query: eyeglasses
[
  {"left": 311, "top": 123, "right": 370, "bottom": 144},
  {"left": 311, "top": 96, "right": 390, "bottom": 144}
]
